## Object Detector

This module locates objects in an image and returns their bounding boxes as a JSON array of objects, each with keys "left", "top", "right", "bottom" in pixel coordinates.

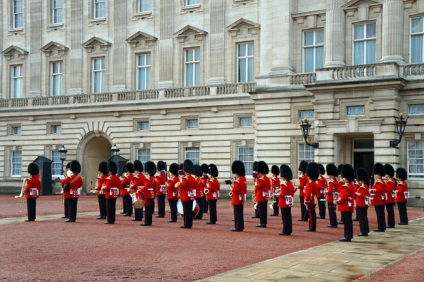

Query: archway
[{"left": 82, "top": 136, "right": 112, "bottom": 194}]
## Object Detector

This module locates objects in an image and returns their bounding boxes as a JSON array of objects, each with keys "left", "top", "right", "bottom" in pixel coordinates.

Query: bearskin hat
[
  {"left": 231, "top": 161, "right": 245, "bottom": 177},
  {"left": 326, "top": 163, "right": 338, "bottom": 177},
  {"left": 318, "top": 163, "right": 325, "bottom": 175},
  {"left": 194, "top": 164, "right": 203, "bottom": 177},
  {"left": 98, "top": 161, "right": 109, "bottom": 175},
  {"left": 337, "top": 164, "right": 344, "bottom": 176},
  {"left": 157, "top": 161, "right": 167, "bottom": 171},
  {"left": 125, "top": 162, "right": 135, "bottom": 174},
  {"left": 169, "top": 163, "right": 179, "bottom": 176},
  {"left": 373, "top": 163, "right": 385, "bottom": 176},
  {"left": 341, "top": 164, "right": 355, "bottom": 182},
  {"left": 108, "top": 161, "right": 118, "bottom": 175},
  {"left": 279, "top": 164, "right": 293, "bottom": 181},
  {"left": 257, "top": 161, "right": 269, "bottom": 175},
  {"left": 396, "top": 168, "right": 407, "bottom": 180},
  {"left": 183, "top": 159, "right": 194, "bottom": 174},
  {"left": 65, "top": 162, "right": 71, "bottom": 169},
  {"left": 298, "top": 160, "right": 308, "bottom": 173},
  {"left": 271, "top": 165, "right": 279, "bottom": 176},
  {"left": 356, "top": 168, "right": 369, "bottom": 186},
  {"left": 70, "top": 160, "right": 81, "bottom": 174},
  {"left": 209, "top": 163, "right": 219, "bottom": 177},
  {"left": 252, "top": 161, "right": 258, "bottom": 172},
  {"left": 134, "top": 160, "right": 143, "bottom": 172},
  {"left": 306, "top": 162, "right": 319, "bottom": 181},
  {"left": 145, "top": 161, "right": 156, "bottom": 176},
  {"left": 384, "top": 164, "right": 395, "bottom": 177},
  {"left": 201, "top": 163, "right": 209, "bottom": 174},
  {"left": 27, "top": 162, "right": 39, "bottom": 176}
]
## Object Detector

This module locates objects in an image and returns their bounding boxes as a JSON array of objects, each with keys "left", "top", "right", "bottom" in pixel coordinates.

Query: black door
[{"left": 353, "top": 151, "right": 374, "bottom": 183}]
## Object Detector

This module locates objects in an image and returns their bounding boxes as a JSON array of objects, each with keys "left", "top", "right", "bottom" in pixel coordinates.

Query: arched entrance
[{"left": 82, "top": 136, "right": 112, "bottom": 194}]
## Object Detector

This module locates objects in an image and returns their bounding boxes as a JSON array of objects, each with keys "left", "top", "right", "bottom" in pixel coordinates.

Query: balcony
[{"left": 0, "top": 83, "right": 256, "bottom": 110}]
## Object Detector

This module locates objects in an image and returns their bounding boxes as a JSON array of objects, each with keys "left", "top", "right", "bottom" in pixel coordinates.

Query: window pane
[
  {"left": 316, "top": 46, "right": 324, "bottom": 69},
  {"left": 411, "top": 35, "right": 423, "bottom": 63},
  {"left": 186, "top": 119, "right": 198, "bottom": 129},
  {"left": 412, "top": 17, "right": 423, "bottom": 33},
  {"left": 408, "top": 141, "right": 424, "bottom": 178},
  {"left": 354, "top": 41, "right": 365, "bottom": 65},
  {"left": 240, "top": 117, "right": 252, "bottom": 127},
  {"left": 354, "top": 24, "right": 364, "bottom": 40},
  {"left": 137, "top": 148, "right": 151, "bottom": 168},
  {"left": 304, "top": 32, "right": 314, "bottom": 46},
  {"left": 138, "top": 121, "right": 149, "bottom": 130},
  {"left": 12, "top": 150, "right": 22, "bottom": 176},
  {"left": 299, "top": 110, "right": 315, "bottom": 120},
  {"left": 298, "top": 144, "right": 314, "bottom": 163},
  {"left": 315, "top": 30, "right": 324, "bottom": 44},
  {"left": 366, "top": 40, "right": 376, "bottom": 64},
  {"left": 238, "top": 146, "right": 254, "bottom": 176},
  {"left": 366, "top": 23, "right": 376, "bottom": 38},
  {"left": 185, "top": 147, "right": 200, "bottom": 165},
  {"left": 347, "top": 106, "right": 365, "bottom": 116},
  {"left": 304, "top": 48, "right": 314, "bottom": 73},
  {"left": 51, "top": 151, "right": 62, "bottom": 175}
]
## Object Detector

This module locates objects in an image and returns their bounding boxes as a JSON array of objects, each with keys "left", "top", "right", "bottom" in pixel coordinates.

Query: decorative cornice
[
  {"left": 40, "top": 41, "right": 69, "bottom": 56},
  {"left": 226, "top": 18, "right": 260, "bottom": 37},
  {"left": 82, "top": 37, "right": 112, "bottom": 52},
  {"left": 126, "top": 31, "right": 157, "bottom": 48},
  {"left": 2, "top": 45, "right": 28, "bottom": 60},
  {"left": 174, "top": 25, "right": 207, "bottom": 43}
]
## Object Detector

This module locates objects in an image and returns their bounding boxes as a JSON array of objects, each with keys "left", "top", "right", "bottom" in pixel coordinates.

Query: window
[
  {"left": 238, "top": 146, "right": 254, "bottom": 176},
  {"left": 409, "top": 104, "right": 424, "bottom": 115},
  {"left": 138, "top": 0, "right": 150, "bottom": 12},
  {"left": 186, "top": 119, "right": 198, "bottom": 129},
  {"left": 184, "top": 48, "right": 200, "bottom": 87},
  {"left": 11, "top": 150, "right": 22, "bottom": 176},
  {"left": 11, "top": 65, "right": 23, "bottom": 99},
  {"left": 137, "top": 148, "right": 151, "bottom": 167},
  {"left": 51, "top": 151, "right": 62, "bottom": 175},
  {"left": 298, "top": 143, "right": 315, "bottom": 163},
  {"left": 185, "top": 147, "right": 200, "bottom": 165},
  {"left": 13, "top": 0, "right": 23, "bottom": 29},
  {"left": 92, "top": 57, "right": 105, "bottom": 93},
  {"left": 239, "top": 116, "right": 252, "bottom": 127},
  {"left": 237, "top": 42, "right": 254, "bottom": 82},
  {"left": 408, "top": 141, "right": 424, "bottom": 179},
  {"left": 11, "top": 126, "right": 21, "bottom": 135},
  {"left": 299, "top": 110, "right": 315, "bottom": 120},
  {"left": 304, "top": 30, "right": 324, "bottom": 73},
  {"left": 138, "top": 121, "right": 149, "bottom": 131},
  {"left": 353, "top": 22, "right": 376, "bottom": 65},
  {"left": 51, "top": 0, "right": 63, "bottom": 24},
  {"left": 347, "top": 106, "right": 365, "bottom": 116},
  {"left": 411, "top": 17, "right": 424, "bottom": 63},
  {"left": 51, "top": 124, "right": 61, "bottom": 134},
  {"left": 94, "top": 0, "right": 105, "bottom": 19},
  {"left": 186, "top": 0, "right": 199, "bottom": 5},
  {"left": 136, "top": 53, "right": 151, "bottom": 90},
  {"left": 50, "top": 61, "right": 63, "bottom": 96}
]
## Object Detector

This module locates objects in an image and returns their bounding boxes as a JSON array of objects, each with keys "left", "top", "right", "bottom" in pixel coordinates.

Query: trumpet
[
  {"left": 229, "top": 190, "right": 233, "bottom": 197},
  {"left": 15, "top": 179, "right": 27, "bottom": 212}
]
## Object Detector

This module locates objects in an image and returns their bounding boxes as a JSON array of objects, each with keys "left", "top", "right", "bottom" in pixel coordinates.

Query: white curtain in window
[
  {"left": 411, "top": 35, "right": 423, "bottom": 63},
  {"left": 409, "top": 104, "right": 424, "bottom": 114},
  {"left": 185, "top": 147, "right": 200, "bottom": 165},
  {"left": 304, "top": 48, "right": 314, "bottom": 73},
  {"left": 14, "top": 0, "right": 23, "bottom": 28},
  {"left": 139, "top": 0, "right": 150, "bottom": 12},
  {"left": 238, "top": 147, "right": 254, "bottom": 176},
  {"left": 354, "top": 42, "right": 364, "bottom": 65},
  {"left": 12, "top": 151, "right": 22, "bottom": 176},
  {"left": 53, "top": 0, "right": 63, "bottom": 23},
  {"left": 347, "top": 106, "right": 365, "bottom": 116},
  {"left": 316, "top": 46, "right": 324, "bottom": 69},
  {"left": 366, "top": 40, "right": 376, "bottom": 64}
]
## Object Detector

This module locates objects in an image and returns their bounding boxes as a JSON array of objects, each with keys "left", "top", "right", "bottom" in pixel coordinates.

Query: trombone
[{"left": 15, "top": 179, "right": 27, "bottom": 212}]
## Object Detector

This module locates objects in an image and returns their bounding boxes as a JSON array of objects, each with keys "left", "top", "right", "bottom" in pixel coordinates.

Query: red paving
[{"left": 1, "top": 195, "right": 423, "bottom": 281}]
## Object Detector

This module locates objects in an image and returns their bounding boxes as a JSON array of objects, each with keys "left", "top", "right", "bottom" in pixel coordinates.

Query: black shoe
[
  {"left": 387, "top": 226, "right": 395, "bottom": 229},
  {"left": 338, "top": 221, "right": 344, "bottom": 224},
  {"left": 64, "top": 219, "right": 75, "bottom": 222},
  {"left": 123, "top": 214, "right": 132, "bottom": 217},
  {"left": 398, "top": 222, "right": 408, "bottom": 225},
  {"left": 373, "top": 229, "right": 384, "bottom": 232},
  {"left": 305, "top": 229, "right": 316, "bottom": 232},
  {"left": 104, "top": 222, "right": 113, "bottom": 224},
  {"left": 231, "top": 228, "right": 242, "bottom": 232},
  {"left": 256, "top": 224, "right": 266, "bottom": 228},
  {"left": 61, "top": 216, "right": 67, "bottom": 219},
  {"left": 140, "top": 223, "right": 151, "bottom": 226},
  {"left": 168, "top": 220, "right": 177, "bottom": 222},
  {"left": 132, "top": 218, "right": 141, "bottom": 221},
  {"left": 338, "top": 237, "right": 351, "bottom": 242},
  {"left": 206, "top": 221, "right": 216, "bottom": 224},
  {"left": 24, "top": 219, "right": 34, "bottom": 222},
  {"left": 97, "top": 216, "right": 105, "bottom": 220},
  {"left": 180, "top": 225, "right": 188, "bottom": 228},
  {"left": 270, "top": 214, "right": 278, "bottom": 217},
  {"left": 251, "top": 216, "right": 259, "bottom": 219},
  {"left": 327, "top": 225, "right": 337, "bottom": 228},
  {"left": 120, "top": 212, "right": 126, "bottom": 215},
  {"left": 357, "top": 233, "right": 368, "bottom": 237},
  {"left": 353, "top": 218, "right": 359, "bottom": 221},
  {"left": 156, "top": 215, "right": 164, "bottom": 218},
  {"left": 278, "top": 232, "right": 288, "bottom": 236}
]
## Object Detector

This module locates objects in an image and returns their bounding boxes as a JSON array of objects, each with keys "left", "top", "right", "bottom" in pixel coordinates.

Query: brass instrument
[{"left": 15, "top": 179, "right": 27, "bottom": 212}]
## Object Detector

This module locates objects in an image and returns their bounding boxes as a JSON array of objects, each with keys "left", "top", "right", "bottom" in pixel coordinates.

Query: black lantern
[
  {"left": 389, "top": 113, "right": 408, "bottom": 148},
  {"left": 58, "top": 145, "right": 68, "bottom": 170},
  {"left": 111, "top": 144, "right": 120, "bottom": 156},
  {"left": 299, "top": 118, "right": 319, "bottom": 149}
]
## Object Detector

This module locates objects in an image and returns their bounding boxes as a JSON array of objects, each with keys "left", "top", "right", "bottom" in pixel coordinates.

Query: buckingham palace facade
[{"left": 0, "top": 0, "right": 423, "bottom": 204}]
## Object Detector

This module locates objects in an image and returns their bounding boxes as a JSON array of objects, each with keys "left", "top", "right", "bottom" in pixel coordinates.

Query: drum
[
  {"left": 177, "top": 200, "right": 199, "bottom": 217},
  {"left": 132, "top": 194, "right": 145, "bottom": 209}
]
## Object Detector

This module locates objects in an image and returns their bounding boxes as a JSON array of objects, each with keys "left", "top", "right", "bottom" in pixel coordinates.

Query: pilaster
[
  {"left": 381, "top": 0, "right": 405, "bottom": 64},
  {"left": 324, "top": 0, "right": 346, "bottom": 68}
]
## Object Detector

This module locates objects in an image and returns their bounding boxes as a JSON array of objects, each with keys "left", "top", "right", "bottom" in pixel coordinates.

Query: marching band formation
[{"left": 17, "top": 159, "right": 411, "bottom": 242}]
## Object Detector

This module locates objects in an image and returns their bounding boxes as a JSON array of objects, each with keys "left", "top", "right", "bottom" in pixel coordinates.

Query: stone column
[
  {"left": 158, "top": 0, "right": 174, "bottom": 88},
  {"left": 207, "top": 0, "right": 225, "bottom": 85},
  {"left": 68, "top": 0, "right": 83, "bottom": 94},
  {"left": 28, "top": 0, "right": 42, "bottom": 96},
  {"left": 111, "top": 0, "right": 127, "bottom": 91},
  {"left": 324, "top": 0, "right": 346, "bottom": 68},
  {"left": 381, "top": 0, "right": 404, "bottom": 64}
]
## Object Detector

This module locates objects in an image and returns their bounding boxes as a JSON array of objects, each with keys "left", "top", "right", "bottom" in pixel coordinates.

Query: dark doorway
[{"left": 353, "top": 151, "right": 374, "bottom": 183}]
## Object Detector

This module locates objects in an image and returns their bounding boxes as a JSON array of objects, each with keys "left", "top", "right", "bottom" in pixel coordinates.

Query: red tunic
[
  {"left": 105, "top": 174, "right": 120, "bottom": 199},
  {"left": 271, "top": 176, "right": 280, "bottom": 196},
  {"left": 298, "top": 174, "right": 308, "bottom": 197},
  {"left": 370, "top": 179, "right": 386, "bottom": 206},
  {"left": 96, "top": 175, "right": 108, "bottom": 196},
  {"left": 355, "top": 183, "right": 369, "bottom": 207},
  {"left": 337, "top": 182, "right": 353, "bottom": 212},
  {"left": 255, "top": 175, "right": 271, "bottom": 202},
  {"left": 231, "top": 176, "right": 247, "bottom": 205},
  {"left": 278, "top": 181, "right": 295, "bottom": 208},
  {"left": 395, "top": 181, "right": 408, "bottom": 203},
  {"left": 62, "top": 174, "right": 83, "bottom": 199},
  {"left": 179, "top": 174, "right": 196, "bottom": 202},
  {"left": 134, "top": 173, "right": 145, "bottom": 201},
  {"left": 25, "top": 176, "right": 41, "bottom": 198},
  {"left": 385, "top": 178, "right": 396, "bottom": 204},
  {"left": 141, "top": 176, "right": 157, "bottom": 201},
  {"left": 194, "top": 177, "right": 204, "bottom": 199},
  {"left": 207, "top": 177, "right": 220, "bottom": 201},
  {"left": 155, "top": 174, "right": 167, "bottom": 195},
  {"left": 326, "top": 179, "right": 339, "bottom": 203},
  {"left": 304, "top": 180, "right": 318, "bottom": 209},
  {"left": 166, "top": 176, "right": 180, "bottom": 200},
  {"left": 120, "top": 174, "right": 134, "bottom": 196},
  {"left": 316, "top": 176, "right": 327, "bottom": 198}
]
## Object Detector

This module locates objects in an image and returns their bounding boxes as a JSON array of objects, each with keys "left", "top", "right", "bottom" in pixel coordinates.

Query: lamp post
[
  {"left": 389, "top": 113, "right": 408, "bottom": 148},
  {"left": 58, "top": 145, "right": 68, "bottom": 171},
  {"left": 299, "top": 117, "right": 319, "bottom": 149},
  {"left": 111, "top": 144, "right": 120, "bottom": 156}
]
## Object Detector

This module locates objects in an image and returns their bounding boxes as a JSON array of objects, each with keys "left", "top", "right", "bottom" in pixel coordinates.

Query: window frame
[
  {"left": 407, "top": 140, "right": 424, "bottom": 179},
  {"left": 185, "top": 119, "right": 199, "bottom": 129},
  {"left": 409, "top": 104, "right": 424, "bottom": 115},
  {"left": 93, "top": 0, "right": 106, "bottom": 19},
  {"left": 185, "top": 147, "right": 200, "bottom": 165},
  {"left": 237, "top": 146, "right": 254, "bottom": 176},
  {"left": 137, "top": 120, "right": 150, "bottom": 131},
  {"left": 51, "top": 150, "right": 62, "bottom": 176},
  {"left": 303, "top": 29, "right": 324, "bottom": 73},
  {"left": 136, "top": 53, "right": 151, "bottom": 90},
  {"left": 51, "top": 0, "right": 63, "bottom": 25},
  {"left": 410, "top": 16, "right": 424, "bottom": 64},
  {"left": 12, "top": 0, "right": 23, "bottom": 29},
  {"left": 11, "top": 64, "right": 23, "bottom": 99},
  {"left": 298, "top": 143, "right": 315, "bottom": 164},
  {"left": 50, "top": 61, "right": 63, "bottom": 96},
  {"left": 137, "top": 147, "right": 151, "bottom": 168},
  {"left": 11, "top": 150, "right": 22, "bottom": 177},
  {"left": 237, "top": 42, "right": 255, "bottom": 83},
  {"left": 347, "top": 105, "right": 365, "bottom": 117},
  {"left": 137, "top": 0, "right": 151, "bottom": 13},
  {"left": 352, "top": 22, "right": 377, "bottom": 65},
  {"left": 184, "top": 47, "right": 200, "bottom": 87},
  {"left": 91, "top": 57, "right": 106, "bottom": 93}
]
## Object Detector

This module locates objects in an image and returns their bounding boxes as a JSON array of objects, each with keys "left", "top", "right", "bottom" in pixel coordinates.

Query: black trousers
[
  {"left": 63, "top": 197, "right": 69, "bottom": 218},
  {"left": 397, "top": 202, "right": 408, "bottom": 224},
  {"left": 134, "top": 207, "right": 143, "bottom": 220},
  {"left": 357, "top": 206, "right": 369, "bottom": 234},
  {"left": 157, "top": 194, "right": 166, "bottom": 217},
  {"left": 374, "top": 204, "right": 386, "bottom": 231},
  {"left": 68, "top": 198, "right": 78, "bottom": 222},
  {"left": 106, "top": 198, "right": 116, "bottom": 223},
  {"left": 202, "top": 195, "right": 209, "bottom": 213},
  {"left": 307, "top": 205, "right": 316, "bottom": 231},
  {"left": 168, "top": 199, "right": 178, "bottom": 221},
  {"left": 123, "top": 194, "right": 132, "bottom": 216},
  {"left": 386, "top": 202, "right": 395, "bottom": 228},
  {"left": 233, "top": 205, "right": 244, "bottom": 230},
  {"left": 327, "top": 202, "right": 338, "bottom": 227},
  {"left": 257, "top": 201, "right": 267, "bottom": 225},
  {"left": 195, "top": 197, "right": 204, "bottom": 219},
  {"left": 98, "top": 194, "right": 106, "bottom": 218},
  {"left": 254, "top": 203, "right": 260, "bottom": 218},
  {"left": 208, "top": 200, "right": 218, "bottom": 223},
  {"left": 342, "top": 211, "right": 353, "bottom": 240},
  {"left": 281, "top": 207, "right": 292, "bottom": 234},
  {"left": 122, "top": 195, "right": 126, "bottom": 214},
  {"left": 144, "top": 199, "right": 154, "bottom": 225},
  {"left": 182, "top": 200, "right": 194, "bottom": 228},
  {"left": 299, "top": 196, "right": 309, "bottom": 220},
  {"left": 27, "top": 197, "right": 37, "bottom": 221},
  {"left": 272, "top": 198, "right": 279, "bottom": 215},
  {"left": 318, "top": 197, "right": 326, "bottom": 219}
]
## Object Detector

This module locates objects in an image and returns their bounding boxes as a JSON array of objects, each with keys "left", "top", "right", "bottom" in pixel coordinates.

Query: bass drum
[{"left": 177, "top": 200, "right": 199, "bottom": 218}]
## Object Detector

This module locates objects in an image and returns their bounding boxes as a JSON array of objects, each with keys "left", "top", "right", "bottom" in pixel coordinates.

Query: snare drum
[
  {"left": 177, "top": 200, "right": 199, "bottom": 217},
  {"left": 132, "top": 194, "right": 145, "bottom": 209}
]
